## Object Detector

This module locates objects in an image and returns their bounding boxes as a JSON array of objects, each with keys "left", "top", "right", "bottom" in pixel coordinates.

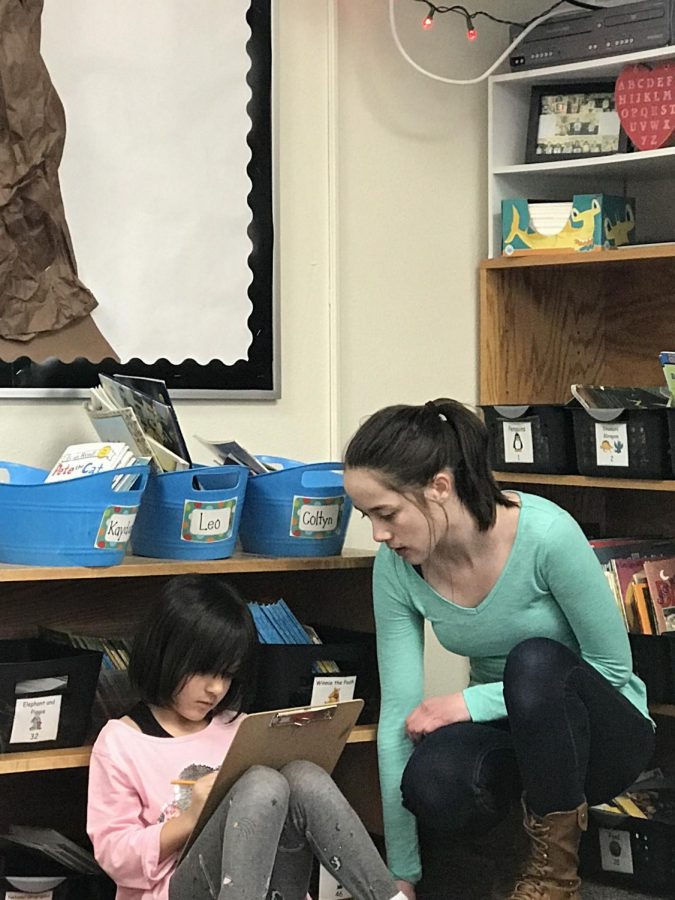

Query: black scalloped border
[{"left": 0, "top": 0, "right": 274, "bottom": 394}]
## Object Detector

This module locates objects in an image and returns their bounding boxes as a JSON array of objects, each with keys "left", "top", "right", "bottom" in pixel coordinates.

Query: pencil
[{"left": 171, "top": 779, "right": 197, "bottom": 786}]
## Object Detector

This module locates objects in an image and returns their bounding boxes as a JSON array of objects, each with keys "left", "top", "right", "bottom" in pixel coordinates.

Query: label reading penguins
[
  {"left": 182, "top": 498, "right": 236, "bottom": 542},
  {"left": 10, "top": 695, "right": 62, "bottom": 744},
  {"left": 290, "top": 496, "right": 344, "bottom": 539},
  {"left": 594, "top": 422, "right": 629, "bottom": 467},
  {"left": 502, "top": 421, "right": 534, "bottom": 464},
  {"left": 95, "top": 506, "right": 138, "bottom": 549}
]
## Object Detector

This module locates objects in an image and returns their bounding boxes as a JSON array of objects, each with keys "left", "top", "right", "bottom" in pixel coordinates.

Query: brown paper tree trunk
[{"left": 0, "top": 0, "right": 117, "bottom": 363}]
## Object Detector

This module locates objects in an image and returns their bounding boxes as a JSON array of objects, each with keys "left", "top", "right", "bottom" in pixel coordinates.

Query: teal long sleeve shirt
[{"left": 373, "top": 492, "right": 650, "bottom": 884}]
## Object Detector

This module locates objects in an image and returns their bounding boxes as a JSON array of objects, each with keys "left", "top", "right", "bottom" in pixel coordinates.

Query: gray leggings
[{"left": 169, "top": 760, "right": 397, "bottom": 900}]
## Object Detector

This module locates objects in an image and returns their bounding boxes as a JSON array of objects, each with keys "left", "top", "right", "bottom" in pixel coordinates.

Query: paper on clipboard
[{"left": 181, "top": 699, "right": 364, "bottom": 858}]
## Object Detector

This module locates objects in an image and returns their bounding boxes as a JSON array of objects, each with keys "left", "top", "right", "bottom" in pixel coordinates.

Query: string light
[{"left": 416, "top": 1, "right": 602, "bottom": 42}]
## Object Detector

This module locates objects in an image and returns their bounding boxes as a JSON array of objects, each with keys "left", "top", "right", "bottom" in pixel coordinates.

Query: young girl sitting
[{"left": 87, "top": 573, "right": 405, "bottom": 900}]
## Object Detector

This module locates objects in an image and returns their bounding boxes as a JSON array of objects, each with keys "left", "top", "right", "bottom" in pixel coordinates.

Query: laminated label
[
  {"left": 95, "top": 506, "right": 138, "bottom": 549},
  {"left": 502, "top": 421, "right": 534, "bottom": 464},
  {"left": 181, "top": 498, "right": 236, "bottom": 542},
  {"left": 594, "top": 422, "right": 629, "bottom": 467},
  {"left": 10, "top": 695, "right": 62, "bottom": 744},
  {"left": 290, "top": 496, "right": 344, "bottom": 539},
  {"left": 318, "top": 867, "right": 352, "bottom": 899},
  {"left": 7, "top": 893, "right": 54, "bottom": 900},
  {"left": 598, "top": 827, "right": 633, "bottom": 874}
]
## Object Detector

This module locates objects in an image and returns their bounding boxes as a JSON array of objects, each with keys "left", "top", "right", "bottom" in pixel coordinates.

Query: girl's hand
[
  {"left": 187, "top": 770, "right": 218, "bottom": 821},
  {"left": 405, "top": 692, "right": 470, "bottom": 742},
  {"left": 395, "top": 879, "right": 416, "bottom": 900}
]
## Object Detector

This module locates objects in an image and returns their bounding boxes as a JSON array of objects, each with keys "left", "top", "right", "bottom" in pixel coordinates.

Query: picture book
[
  {"left": 195, "top": 436, "right": 270, "bottom": 475},
  {"left": 98, "top": 374, "right": 191, "bottom": 466},
  {"left": 571, "top": 384, "right": 668, "bottom": 412},
  {"left": 590, "top": 537, "right": 675, "bottom": 566},
  {"left": 659, "top": 350, "right": 675, "bottom": 403},
  {"left": 643, "top": 558, "right": 675, "bottom": 634},
  {"left": 45, "top": 442, "right": 147, "bottom": 491}
]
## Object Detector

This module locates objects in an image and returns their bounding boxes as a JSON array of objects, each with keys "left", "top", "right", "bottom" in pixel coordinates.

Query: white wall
[{"left": 0, "top": 0, "right": 539, "bottom": 694}]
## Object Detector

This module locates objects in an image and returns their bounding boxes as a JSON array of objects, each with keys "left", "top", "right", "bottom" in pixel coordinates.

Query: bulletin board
[{"left": 0, "top": 0, "right": 277, "bottom": 397}]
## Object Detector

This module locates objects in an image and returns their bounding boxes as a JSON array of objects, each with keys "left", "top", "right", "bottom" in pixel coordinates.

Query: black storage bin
[
  {"left": 481, "top": 405, "right": 576, "bottom": 474},
  {"left": 668, "top": 407, "right": 675, "bottom": 476},
  {"left": 629, "top": 634, "right": 675, "bottom": 704},
  {"left": 251, "top": 626, "right": 379, "bottom": 726},
  {"left": 0, "top": 843, "right": 115, "bottom": 900},
  {"left": 571, "top": 406, "right": 672, "bottom": 479},
  {"left": 580, "top": 808, "right": 675, "bottom": 894},
  {"left": 0, "top": 640, "right": 101, "bottom": 753}
]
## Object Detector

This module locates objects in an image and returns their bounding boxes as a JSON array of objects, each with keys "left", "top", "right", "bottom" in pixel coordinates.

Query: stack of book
[
  {"left": 86, "top": 374, "right": 191, "bottom": 473},
  {"left": 248, "top": 599, "right": 339, "bottom": 674},
  {"left": 45, "top": 442, "right": 149, "bottom": 491},
  {"left": 591, "top": 538, "right": 675, "bottom": 635}
]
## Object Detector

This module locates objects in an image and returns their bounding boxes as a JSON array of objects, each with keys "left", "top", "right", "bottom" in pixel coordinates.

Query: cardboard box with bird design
[{"left": 501, "top": 194, "right": 635, "bottom": 256}]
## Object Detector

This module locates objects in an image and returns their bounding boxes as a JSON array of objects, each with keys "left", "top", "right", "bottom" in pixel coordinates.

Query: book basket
[
  {"left": 0, "top": 462, "right": 148, "bottom": 567},
  {"left": 131, "top": 465, "right": 249, "bottom": 560},
  {"left": 239, "top": 457, "right": 352, "bottom": 557}
]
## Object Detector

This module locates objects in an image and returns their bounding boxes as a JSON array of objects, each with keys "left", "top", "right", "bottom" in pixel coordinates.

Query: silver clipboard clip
[{"left": 270, "top": 705, "right": 337, "bottom": 728}]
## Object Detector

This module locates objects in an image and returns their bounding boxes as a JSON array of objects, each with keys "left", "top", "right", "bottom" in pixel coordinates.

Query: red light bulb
[
  {"left": 422, "top": 14, "right": 434, "bottom": 29},
  {"left": 467, "top": 27, "right": 477, "bottom": 40}
]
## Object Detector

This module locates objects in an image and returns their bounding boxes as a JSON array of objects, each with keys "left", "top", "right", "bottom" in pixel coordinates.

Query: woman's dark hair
[
  {"left": 344, "top": 398, "right": 516, "bottom": 531},
  {"left": 128, "top": 574, "right": 258, "bottom": 716}
]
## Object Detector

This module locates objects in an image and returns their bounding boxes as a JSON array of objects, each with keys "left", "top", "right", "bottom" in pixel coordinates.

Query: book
[
  {"left": 590, "top": 537, "right": 675, "bottom": 566},
  {"left": 96, "top": 374, "right": 191, "bottom": 467},
  {"left": 643, "top": 558, "right": 675, "bottom": 634},
  {"left": 628, "top": 577, "right": 656, "bottom": 635},
  {"left": 571, "top": 384, "right": 669, "bottom": 412},
  {"left": 44, "top": 442, "right": 147, "bottom": 492},
  {"left": 195, "top": 436, "right": 270, "bottom": 475},
  {"left": 658, "top": 351, "right": 675, "bottom": 403}
]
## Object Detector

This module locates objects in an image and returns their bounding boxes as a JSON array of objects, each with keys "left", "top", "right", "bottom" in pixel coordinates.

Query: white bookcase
[{"left": 488, "top": 45, "right": 675, "bottom": 257}]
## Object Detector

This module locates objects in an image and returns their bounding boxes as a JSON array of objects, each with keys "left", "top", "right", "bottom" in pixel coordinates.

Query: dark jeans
[{"left": 401, "top": 638, "right": 655, "bottom": 830}]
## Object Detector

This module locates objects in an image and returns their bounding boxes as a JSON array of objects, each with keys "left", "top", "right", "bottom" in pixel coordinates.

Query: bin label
[
  {"left": 10, "top": 695, "right": 62, "bottom": 744},
  {"left": 96, "top": 505, "right": 138, "bottom": 549},
  {"left": 594, "top": 422, "right": 629, "bottom": 467},
  {"left": 598, "top": 827, "right": 633, "bottom": 874},
  {"left": 182, "top": 498, "right": 236, "bottom": 542},
  {"left": 318, "top": 867, "right": 352, "bottom": 899},
  {"left": 502, "top": 421, "right": 534, "bottom": 464},
  {"left": 7, "top": 893, "right": 54, "bottom": 899},
  {"left": 290, "top": 496, "right": 344, "bottom": 538},
  {"left": 311, "top": 675, "right": 356, "bottom": 706}
]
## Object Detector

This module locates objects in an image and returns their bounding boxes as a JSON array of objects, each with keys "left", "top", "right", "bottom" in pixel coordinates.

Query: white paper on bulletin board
[{"left": 40, "top": 0, "right": 254, "bottom": 367}]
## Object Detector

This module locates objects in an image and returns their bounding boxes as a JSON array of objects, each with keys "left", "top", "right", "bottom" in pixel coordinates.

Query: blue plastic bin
[
  {"left": 238, "top": 457, "right": 352, "bottom": 557},
  {"left": 0, "top": 462, "right": 148, "bottom": 567},
  {"left": 132, "top": 465, "right": 249, "bottom": 560}
]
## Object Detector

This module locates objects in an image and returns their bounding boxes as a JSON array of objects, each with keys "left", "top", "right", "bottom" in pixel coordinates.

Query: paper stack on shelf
[{"left": 195, "top": 436, "right": 272, "bottom": 475}]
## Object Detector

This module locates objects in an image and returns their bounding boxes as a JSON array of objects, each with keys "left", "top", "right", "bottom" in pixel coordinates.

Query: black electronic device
[{"left": 510, "top": 0, "right": 675, "bottom": 70}]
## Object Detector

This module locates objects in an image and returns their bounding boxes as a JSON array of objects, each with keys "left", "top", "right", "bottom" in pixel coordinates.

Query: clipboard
[{"left": 181, "top": 698, "right": 364, "bottom": 857}]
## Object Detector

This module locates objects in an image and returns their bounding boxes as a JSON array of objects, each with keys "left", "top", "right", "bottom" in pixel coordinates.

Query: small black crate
[
  {"left": 481, "top": 405, "right": 577, "bottom": 474},
  {"left": 581, "top": 808, "right": 675, "bottom": 894},
  {"left": 251, "top": 626, "right": 379, "bottom": 726},
  {"left": 629, "top": 634, "right": 675, "bottom": 704},
  {"left": 0, "top": 640, "right": 101, "bottom": 753},
  {"left": 571, "top": 406, "right": 673, "bottom": 479}
]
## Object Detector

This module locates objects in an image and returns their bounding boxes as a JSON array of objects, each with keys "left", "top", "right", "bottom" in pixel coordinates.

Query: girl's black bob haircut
[{"left": 128, "top": 574, "right": 258, "bottom": 716}]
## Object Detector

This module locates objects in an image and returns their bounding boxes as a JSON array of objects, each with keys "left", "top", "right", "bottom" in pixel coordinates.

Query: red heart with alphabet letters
[{"left": 615, "top": 62, "right": 675, "bottom": 151}]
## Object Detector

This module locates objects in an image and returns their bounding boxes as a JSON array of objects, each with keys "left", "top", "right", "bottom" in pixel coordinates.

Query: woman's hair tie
[{"left": 425, "top": 399, "right": 447, "bottom": 422}]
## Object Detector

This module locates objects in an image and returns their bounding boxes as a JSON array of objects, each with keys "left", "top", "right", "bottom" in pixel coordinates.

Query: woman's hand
[
  {"left": 405, "top": 692, "right": 470, "bottom": 742},
  {"left": 395, "top": 879, "right": 416, "bottom": 899}
]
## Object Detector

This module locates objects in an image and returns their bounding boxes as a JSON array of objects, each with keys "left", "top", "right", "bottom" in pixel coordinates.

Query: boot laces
[{"left": 509, "top": 816, "right": 550, "bottom": 899}]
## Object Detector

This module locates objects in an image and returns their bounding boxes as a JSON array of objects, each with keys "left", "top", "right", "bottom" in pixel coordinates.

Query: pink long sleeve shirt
[{"left": 87, "top": 714, "right": 242, "bottom": 900}]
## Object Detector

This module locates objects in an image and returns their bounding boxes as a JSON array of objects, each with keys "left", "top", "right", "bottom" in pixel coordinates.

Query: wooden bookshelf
[
  {"left": 493, "top": 473, "right": 675, "bottom": 493},
  {"left": 0, "top": 552, "right": 383, "bottom": 835}
]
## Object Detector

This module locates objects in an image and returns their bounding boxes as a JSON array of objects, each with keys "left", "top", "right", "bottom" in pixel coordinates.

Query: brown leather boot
[{"left": 508, "top": 797, "right": 588, "bottom": 899}]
